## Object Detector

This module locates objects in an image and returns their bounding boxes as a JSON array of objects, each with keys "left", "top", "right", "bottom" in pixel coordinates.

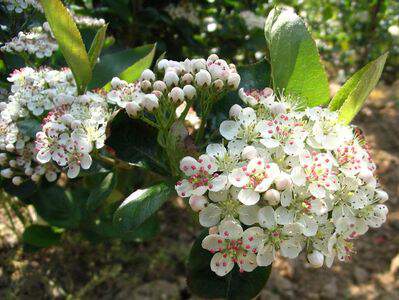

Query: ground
[{"left": 1, "top": 83, "right": 399, "bottom": 300}]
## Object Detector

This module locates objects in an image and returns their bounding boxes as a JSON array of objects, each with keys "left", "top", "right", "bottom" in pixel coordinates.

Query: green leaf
[
  {"left": 40, "top": 0, "right": 92, "bottom": 94},
  {"left": 329, "top": 53, "right": 388, "bottom": 124},
  {"left": 88, "top": 24, "right": 108, "bottom": 69},
  {"left": 86, "top": 172, "right": 117, "bottom": 211},
  {"left": 105, "top": 110, "right": 169, "bottom": 175},
  {"left": 34, "top": 185, "right": 82, "bottom": 229},
  {"left": 187, "top": 230, "right": 272, "bottom": 300},
  {"left": 265, "top": 8, "right": 329, "bottom": 106},
  {"left": 88, "top": 44, "right": 156, "bottom": 90},
  {"left": 113, "top": 183, "right": 171, "bottom": 233},
  {"left": 23, "top": 225, "right": 61, "bottom": 248},
  {"left": 16, "top": 119, "right": 42, "bottom": 138},
  {"left": 127, "top": 215, "right": 161, "bottom": 242}
]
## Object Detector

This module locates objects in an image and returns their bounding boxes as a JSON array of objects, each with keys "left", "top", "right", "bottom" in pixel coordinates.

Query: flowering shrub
[{"left": 0, "top": 1, "right": 391, "bottom": 299}]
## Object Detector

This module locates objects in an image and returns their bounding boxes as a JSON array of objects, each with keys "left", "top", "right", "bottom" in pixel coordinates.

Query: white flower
[
  {"left": 307, "top": 250, "right": 324, "bottom": 268},
  {"left": 164, "top": 71, "right": 179, "bottom": 87},
  {"left": 168, "top": 87, "right": 185, "bottom": 103},
  {"left": 202, "top": 220, "right": 261, "bottom": 276}
]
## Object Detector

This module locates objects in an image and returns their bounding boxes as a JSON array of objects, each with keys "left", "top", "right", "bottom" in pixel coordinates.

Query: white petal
[
  {"left": 175, "top": 179, "right": 193, "bottom": 197},
  {"left": 210, "top": 252, "right": 234, "bottom": 276},
  {"left": 291, "top": 166, "right": 306, "bottom": 186},
  {"left": 208, "top": 190, "right": 228, "bottom": 202},
  {"left": 238, "top": 188, "right": 260, "bottom": 205},
  {"left": 280, "top": 189, "right": 293, "bottom": 207},
  {"left": 180, "top": 156, "right": 200, "bottom": 176},
  {"left": 37, "top": 148, "right": 51, "bottom": 163},
  {"left": 238, "top": 205, "right": 260, "bottom": 225},
  {"left": 280, "top": 238, "right": 302, "bottom": 259},
  {"left": 209, "top": 174, "right": 228, "bottom": 192},
  {"left": 254, "top": 177, "right": 273, "bottom": 193},
  {"left": 67, "top": 163, "right": 80, "bottom": 178},
  {"left": 206, "top": 143, "right": 227, "bottom": 158},
  {"left": 229, "top": 168, "right": 249, "bottom": 188},
  {"left": 309, "top": 183, "right": 326, "bottom": 199},
  {"left": 189, "top": 195, "right": 208, "bottom": 212},
  {"left": 258, "top": 206, "right": 276, "bottom": 229},
  {"left": 242, "top": 227, "right": 264, "bottom": 252},
  {"left": 275, "top": 207, "right": 294, "bottom": 225},
  {"left": 256, "top": 244, "right": 275, "bottom": 266},
  {"left": 80, "top": 154, "right": 92, "bottom": 170},
  {"left": 199, "top": 154, "right": 218, "bottom": 174},
  {"left": 202, "top": 234, "right": 224, "bottom": 252},
  {"left": 237, "top": 252, "right": 257, "bottom": 272},
  {"left": 199, "top": 204, "right": 222, "bottom": 227},
  {"left": 220, "top": 120, "right": 239, "bottom": 140},
  {"left": 218, "top": 219, "right": 243, "bottom": 240},
  {"left": 298, "top": 215, "right": 318, "bottom": 237}
]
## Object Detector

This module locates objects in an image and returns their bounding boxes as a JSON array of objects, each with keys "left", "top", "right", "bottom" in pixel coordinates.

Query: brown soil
[{"left": 1, "top": 83, "right": 399, "bottom": 300}]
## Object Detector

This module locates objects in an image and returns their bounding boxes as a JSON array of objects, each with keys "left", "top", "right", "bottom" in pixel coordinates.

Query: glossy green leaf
[
  {"left": 329, "top": 53, "right": 388, "bottom": 124},
  {"left": 34, "top": 186, "right": 82, "bottom": 229},
  {"left": 86, "top": 172, "right": 117, "bottom": 210},
  {"left": 88, "top": 44, "right": 156, "bottom": 90},
  {"left": 16, "top": 119, "right": 42, "bottom": 138},
  {"left": 113, "top": 183, "right": 171, "bottom": 233},
  {"left": 88, "top": 24, "right": 108, "bottom": 68},
  {"left": 265, "top": 8, "right": 329, "bottom": 106},
  {"left": 23, "top": 225, "right": 61, "bottom": 248},
  {"left": 40, "top": 0, "right": 92, "bottom": 94},
  {"left": 187, "top": 230, "right": 272, "bottom": 300}
]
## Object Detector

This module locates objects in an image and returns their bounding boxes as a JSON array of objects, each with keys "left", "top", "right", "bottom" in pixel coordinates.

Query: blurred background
[{"left": 1, "top": 0, "right": 399, "bottom": 299}]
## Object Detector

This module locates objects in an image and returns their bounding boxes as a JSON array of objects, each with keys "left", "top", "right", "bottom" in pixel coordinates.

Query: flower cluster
[
  {"left": 165, "top": 2, "right": 200, "bottom": 26},
  {"left": 239, "top": 11, "right": 266, "bottom": 31},
  {"left": 1, "top": 22, "right": 58, "bottom": 59},
  {"left": 72, "top": 14, "right": 106, "bottom": 28},
  {"left": 0, "top": 67, "right": 109, "bottom": 184},
  {"left": 176, "top": 88, "right": 389, "bottom": 276},
  {"left": 107, "top": 54, "right": 240, "bottom": 120},
  {"left": 2, "top": 0, "right": 42, "bottom": 13}
]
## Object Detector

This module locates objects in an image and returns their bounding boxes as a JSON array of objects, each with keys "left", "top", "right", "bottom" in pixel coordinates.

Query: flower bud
[
  {"left": 183, "top": 85, "right": 196, "bottom": 100},
  {"left": 143, "top": 94, "right": 159, "bottom": 111},
  {"left": 12, "top": 176, "right": 22, "bottom": 186},
  {"left": 153, "top": 80, "right": 167, "bottom": 92},
  {"left": 192, "top": 59, "right": 207, "bottom": 72},
  {"left": 181, "top": 73, "right": 194, "bottom": 84},
  {"left": 0, "top": 153, "right": 8, "bottom": 165},
  {"left": 207, "top": 54, "right": 219, "bottom": 63},
  {"left": 376, "top": 190, "right": 389, "bottom": 202},
  {"left": 151, "top": 90, "right": 163, "bottom": 98},
  {"left": 270, "top": 102, "right": 287, "bottom": 115},
  {"left": 31, "top": 173, "right": 41, "bottom": 182},
  {"left": 111, "top": 77, "right": 124, "bottom": 88},
  {"left": 275, "top": 173, "right": 292, "bottom": 190},
  {"left": 1, "top": 168, "right": 13, "bottom": 178},
  {"left": 157, "top": 59, "right": 169, "bottom": 71},
  {"left": 227, "top": 72, "right": 241, "bottom": 90},
  {"left": 71, "top": 120, "right": 82, "bottom": 129},
  {"left": 307, "top": 250, "right": 324, "bottom": 268},
  {"left": 125, "top": 101, "right": 141, "bottom": 117},
  {"left": 358, "top": 169, "right": 374, "bottom": 184},
  {"left": 163, "top": 71, "right": 179, "bottom": 87},
  {"left": 242, "top": 146, "right": 258, "bottom": 160},
  {"left": 189, "top": 195, "right": 208, "bottom": 212},
  {"left": 140, "top": 80, "right": 152, "bottom": 92},
  {"left": 195, "top": 70, "right": 211, "bottom": 87},
  {"left": 8, "top": 159, "right": 16, "bottom": 168},
  {"left": 212, "top": 79, "right": 224, "bottom": 91},
  {"left": 25, "top": 167, "right": 33, "bottom": 176},
  {"left": 60, "top": 113, "right": 75, "bottom": 125},
  {"left": 209, "top": 226, "right": 218, "bottom": 235},
  {"left": 229, "top": 104, "right": 242, "bottom": 118},
  {"left": 140, "top": 69, "right": 155, "bottom": 82},
  {"left": 6, "top": 143, "right": 14, "bottom": 152},
  {"left": 169, "top": 87, "right": 185, "bottom": 103},
  {"left": 263, "top": 189, "right": 280, "bottom": 205}
]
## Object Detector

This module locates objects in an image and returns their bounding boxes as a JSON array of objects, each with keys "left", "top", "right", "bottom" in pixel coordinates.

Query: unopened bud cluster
[
  {"left": 2, "top": 0, "right": 42, "bottom": 13},
  {"left": 176, "top": 88, "right": 389, "bottom": 276},
  {"left": 107, "top": 54, "right": 240, "bottom": 120},
  {"left": 1, "top": 22, "right": 58, "bottom": 59}
]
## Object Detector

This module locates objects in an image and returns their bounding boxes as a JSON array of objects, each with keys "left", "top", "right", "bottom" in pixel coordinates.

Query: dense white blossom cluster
[
  {"left": 165, "top": 2, "right": 200, "bottom": 26},
  {"left": 2, "top": 0, "right": 42, "bottom": 13},
  {"left": 73, "top": 14, "right": 106, "bottom": 28},
  {"left": 239, "top": 11, "right": 266, "bottom": 30},
  {"left": 0, "top": 67, "right": 110, "bottom": 184},
  {"left": 107, "top": 54, "right": 240, "bottom": 120},
  {"left": 1, "top": 22, "right": 58, "bottom": 59},
  {"left": 176, "top": 88, "right": 389, "bottom": 276}
]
